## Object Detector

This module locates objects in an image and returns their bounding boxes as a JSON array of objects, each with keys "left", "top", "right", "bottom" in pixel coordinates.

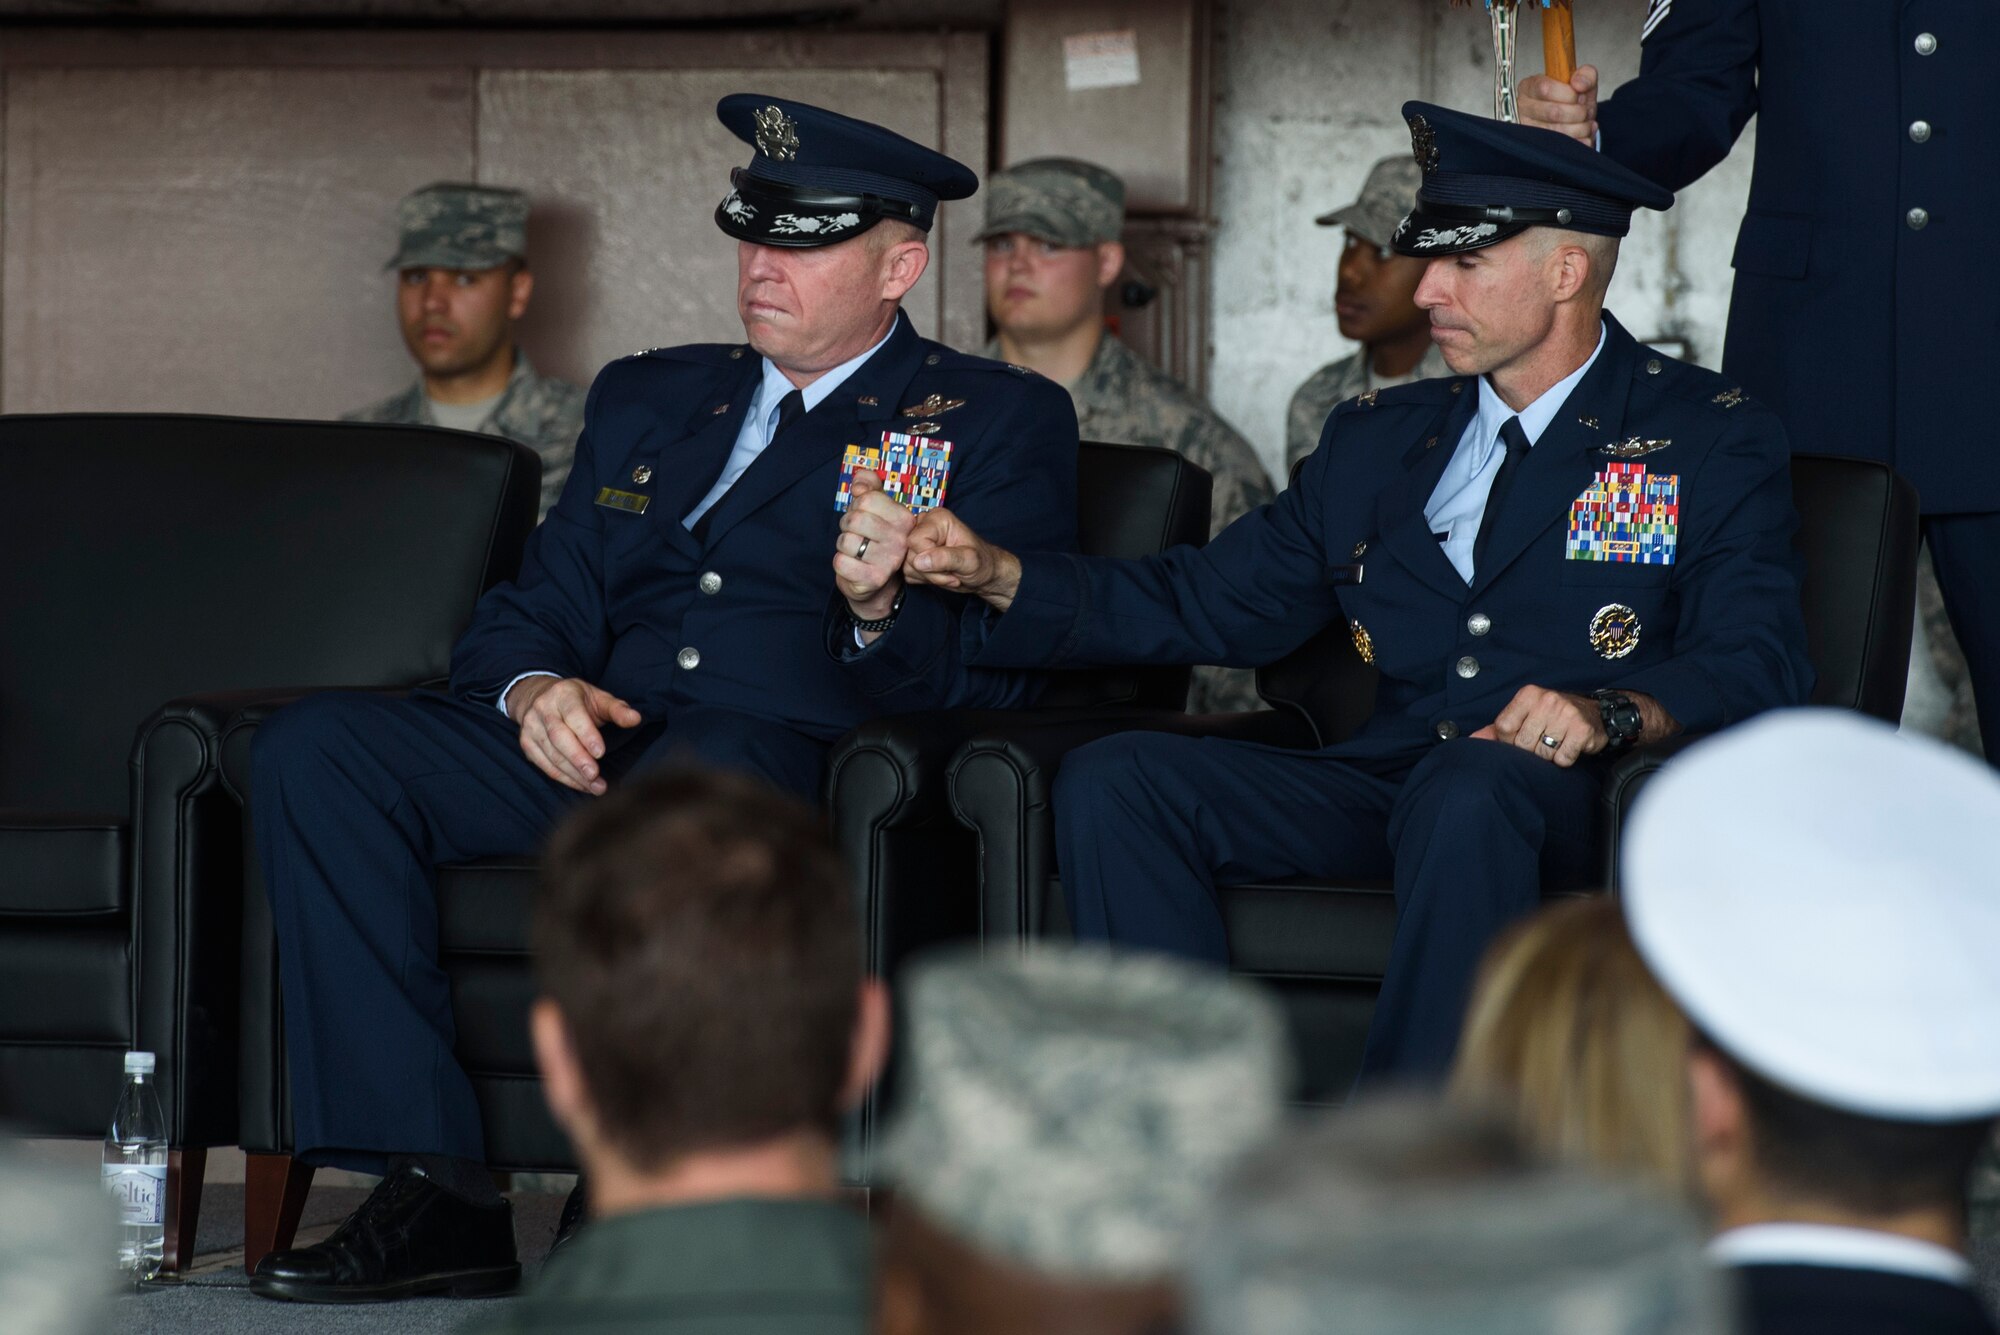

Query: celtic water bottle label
[{"left": 103, "top": 1163, "right": 166, "bottom": 1226}]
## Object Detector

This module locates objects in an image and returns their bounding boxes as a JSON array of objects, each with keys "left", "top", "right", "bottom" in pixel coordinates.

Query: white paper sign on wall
[{"left": 1062, "top": 29, "right": 1142, "bottom": 92}]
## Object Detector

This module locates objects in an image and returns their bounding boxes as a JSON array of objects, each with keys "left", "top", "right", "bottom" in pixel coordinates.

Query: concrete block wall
[{"left": 1208, "top": 0, "right": 1757, "bottom": 478}]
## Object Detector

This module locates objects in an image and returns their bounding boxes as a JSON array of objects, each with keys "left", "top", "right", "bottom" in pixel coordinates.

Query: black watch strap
[
  {"left": 848, "top": 588, "right": 905, "bottom": 633},
  {"left": 1592, "top": 689, "right": 1644, "bottom": 749}
]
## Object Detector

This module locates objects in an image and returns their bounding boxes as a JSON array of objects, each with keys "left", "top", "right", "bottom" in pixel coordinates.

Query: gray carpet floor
[{"left": 108, "top": 1185, "right": 565, "bottom": 1335}]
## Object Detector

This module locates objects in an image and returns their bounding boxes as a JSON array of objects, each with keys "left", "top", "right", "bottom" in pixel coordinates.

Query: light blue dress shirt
[
  {"left": 682, "top": 324, "right": 897, "bottom": 527},
  {"left": 1424, "top": 321, "right": 1607, "bottom": 583},
  {"left": 499, "top": 324, "right": 897, "bottom": 715}
]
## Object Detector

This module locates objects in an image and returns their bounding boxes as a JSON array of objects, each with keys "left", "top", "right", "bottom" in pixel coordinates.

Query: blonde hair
[{"left": 1449, "top": 896, "right": 1693, "bottom": 1196}]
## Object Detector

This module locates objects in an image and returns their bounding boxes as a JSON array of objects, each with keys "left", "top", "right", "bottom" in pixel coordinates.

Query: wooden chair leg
[
  {"left": 244, "top": 1152, "right": 314, "bottom": 1276},
  {"left": 162, "top": 1148, "right": 207, "bottom": 1275}
]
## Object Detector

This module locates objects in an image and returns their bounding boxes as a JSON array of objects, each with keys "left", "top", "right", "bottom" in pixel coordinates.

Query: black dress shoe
[
  {"left": 547, "top": 1175, "right": 589, "bottom": 1263},
  {"left": 250, "top": 1164, "right": 520, "bottom": 1303}
]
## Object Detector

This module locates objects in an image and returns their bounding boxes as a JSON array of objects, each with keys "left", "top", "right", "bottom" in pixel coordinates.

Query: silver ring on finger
[
  {"left": 855, "top": 536, "right": 871, "bottom": 560},
  {"left": 1541, "top": 733, "right": 1561, "bottom": 750}
]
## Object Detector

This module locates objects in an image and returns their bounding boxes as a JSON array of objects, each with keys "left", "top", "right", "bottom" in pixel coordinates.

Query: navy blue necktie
[
  {"left": 771, "top": 388, "right": 806, "bottom": 443},
  {"left": 1472, "top": 416, "right": 1532, "bottom": 575},
  {"left": 692, "top": 389, "right": 806, "bottom": 543}
]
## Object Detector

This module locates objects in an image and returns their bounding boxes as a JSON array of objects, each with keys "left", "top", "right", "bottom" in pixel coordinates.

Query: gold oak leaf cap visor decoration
[{"left": 714, "top": 93, "right": 979, "bottom": 249}]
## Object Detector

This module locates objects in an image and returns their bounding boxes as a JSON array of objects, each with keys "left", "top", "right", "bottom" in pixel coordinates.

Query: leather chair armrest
[
  {"left": 208, "top": 685, "right": 416, "bottom": 1153},
  {"left": 827, "top": 709, "right": 1043, "bottom": 835},
  {"left": 952, "top": 706, "right": 1314, "bottom": 783},
  {"left": 128, "top": 685, "right": 421, "bottom": 1148},
  {"left": 215, "top": 686, "right": 421, "bottom": 804},
  {"left": 947, "top": 707, "right": 1317, "bottom": 940},
  {"left": 1597, "top": 732, "right": 1706, "bottom": 892}
]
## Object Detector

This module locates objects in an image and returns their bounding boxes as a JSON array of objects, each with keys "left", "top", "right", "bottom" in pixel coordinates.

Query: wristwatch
[
  {"left": 1592, "top": 689, "right": 1643, "bottom": 750},
  {"left": 848, "top": 588, "right": 905, "bottom": 634}
]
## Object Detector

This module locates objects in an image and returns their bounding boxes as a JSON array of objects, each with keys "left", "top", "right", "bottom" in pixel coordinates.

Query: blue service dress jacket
[
  {"left": 1593, "top": 0, "right": 1998, "bottom": 513},
  {"left": 965, "top": 314, "right": 1812, "bottom": 753},
  {"left": 449, "top": 314, "right": 1080, "bottom": 738},
  {"left": 1734, "top": 1264, "right": 2000, "bottom": 1335}
]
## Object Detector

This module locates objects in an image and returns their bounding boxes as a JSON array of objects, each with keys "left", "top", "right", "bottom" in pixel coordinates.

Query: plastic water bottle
[{"left": 103, "top": 1051, "right": 167, "bottom": 1282}]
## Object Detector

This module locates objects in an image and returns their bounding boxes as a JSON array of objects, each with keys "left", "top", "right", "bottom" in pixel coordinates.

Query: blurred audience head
[
  {"left": 1623, "top": 710, "right": 2000, "bottom": 1237},
  {"left": 1451, "top": 895, "right": 1693, "bottom": 1196},
  {"left": 531, "top": 769, "right": 887, "bottom": 1206},
  {"left": 388, "top": 182, "right": 536, "bottom": 387},
  {"left": 874, "top": 944, "right": 1288, "bottom": 1335},
  {"left": 979, "top": 158, "right": 1127, "bottom": 347},
  {"left": 1186, "top": 1098, "right": 1730, "bottom": 1335},
  {"left": 0, "top": 1138, "right": 115, "bottom": 1335},
  {"left": 1315, "top": 155, "right": 1430, "bottom": 350}
]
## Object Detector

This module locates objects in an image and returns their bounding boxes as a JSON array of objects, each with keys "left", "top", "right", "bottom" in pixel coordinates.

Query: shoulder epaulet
[
  {"left": 620, "top": 343, "right": 750, "bottom": 367},
  {"left": 1638, "top": 348, "right": 1756, "bottom": 412},
  {"left": 928, "top": 344, "right": 1041, "bottom": 378},
  {"left": 1337, "top": 377, "right": 1464, "bottom": 413}
]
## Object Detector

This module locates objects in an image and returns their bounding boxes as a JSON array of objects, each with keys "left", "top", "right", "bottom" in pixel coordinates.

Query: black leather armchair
[
  {"left": 947, "top": 454, "right": 1921, "bottom": 1099},
  {"left": 219, "top": 440, "right": 1211, "bottom": 1268},
  {"left": 0, "top": 414, "right": 537, "bottom": 1271},
  {"left": 826, "top": 440, "right": 1213, "bottom": 1165}
]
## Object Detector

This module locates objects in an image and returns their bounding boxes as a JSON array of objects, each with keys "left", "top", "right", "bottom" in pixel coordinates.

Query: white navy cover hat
[{"left": 1621, "top": 709, "right": 2000, "bottom": 1122}]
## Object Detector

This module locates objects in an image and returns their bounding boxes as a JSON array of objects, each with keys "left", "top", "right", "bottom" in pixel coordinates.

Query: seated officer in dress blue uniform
[
  {"left": 245, "top": 95, "right": 1079, "bottom": 1305},
  {"left": 876, "top": 103, "right": 1813, "bottom": 1082}
]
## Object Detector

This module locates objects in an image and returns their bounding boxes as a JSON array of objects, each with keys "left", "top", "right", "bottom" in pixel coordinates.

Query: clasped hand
[{"left": 833, "top": 469, "right": 914, "bottom": 628}]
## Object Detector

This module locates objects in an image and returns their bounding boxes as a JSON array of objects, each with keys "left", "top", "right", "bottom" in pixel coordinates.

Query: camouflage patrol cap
[
  {"left": 1189, "top": 1101, "right": 1729, "bottom": 1335},
  {"left": 974, "top": 157, "right": 1127, "bottom": 248},
  {"left": 387, "top": 182, "right": 529, "bottom": 271},
  {"left": 877, "top": 944, "right": 1289, "bottom": 1282},
  {"left": 1315, "top": 155, "right": 1424, "bottom": 249}
]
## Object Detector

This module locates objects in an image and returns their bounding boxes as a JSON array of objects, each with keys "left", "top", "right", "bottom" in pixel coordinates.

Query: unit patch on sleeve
[{"left": 1566, "top": 462, "right": 1679, "bottom": 564}]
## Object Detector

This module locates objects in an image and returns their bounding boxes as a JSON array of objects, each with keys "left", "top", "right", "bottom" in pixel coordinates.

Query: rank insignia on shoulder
[
  {"left": 1356, "top": 389, "right": 1379, "bottom": 408},
  {"left": 1590, "top": 603, "right": 1641, "bottom": 660},
  {"left": 1713, "top": 386, "right": 1747, "bottom": 408},
  {"left": 1597, "top": 437, "right": 1671, "bottom": 460},
  {"left": 900, "top": 393, "right": 966, "bottom": 418},
  {"left": 1349, "top": 619, "right": 1376, "bottom": 665},
  {"left": 595, "top": 487, "right": 650, "bottom": 515}
]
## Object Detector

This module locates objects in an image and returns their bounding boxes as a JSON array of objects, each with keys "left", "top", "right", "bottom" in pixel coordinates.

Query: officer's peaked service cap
[
  {"left": 1391, "top": 100, "right": 1673, "bottom": 258},
  {"left": 715, "top": 94, "right": 978, "bottom": 249},
  {"left": 1622, "top": 710, "right": 2000, "bottom": 1124}
]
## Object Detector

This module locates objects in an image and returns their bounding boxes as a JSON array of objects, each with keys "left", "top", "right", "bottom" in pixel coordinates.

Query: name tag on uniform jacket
[{"left": 1566, "top": 462, "right": 1679, "bottom": 565}]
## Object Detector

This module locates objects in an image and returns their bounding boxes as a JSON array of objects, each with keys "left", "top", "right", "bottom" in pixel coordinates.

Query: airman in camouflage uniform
[
  {"left": 980, "top": 158, "right": 1273, "bottom": 713},
  {"left": 346, "top": 183, "right": 583, "bottom": 519},
  {"left": 1188, "top": 1099, "right": 1729, "bottom": 1335},
  {"left": 874, "top": 945, "right": 1288, "bottom": 1335},
  {"left": 1286, "top": 156, "right": 1451, "bottom": 474}
]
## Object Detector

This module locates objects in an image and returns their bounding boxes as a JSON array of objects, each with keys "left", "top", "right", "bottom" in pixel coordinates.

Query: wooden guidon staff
[
  {"left": 1542, "top": 0, "right": 1577, "bottom": 84},
  {"left": 1452, "top": 0, "right": 1578, "bottom": 121}
]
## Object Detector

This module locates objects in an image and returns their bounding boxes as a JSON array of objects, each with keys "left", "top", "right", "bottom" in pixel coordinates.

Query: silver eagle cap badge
[{"left": 753, "top": 105, "right": 800, "bottom": 161}]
